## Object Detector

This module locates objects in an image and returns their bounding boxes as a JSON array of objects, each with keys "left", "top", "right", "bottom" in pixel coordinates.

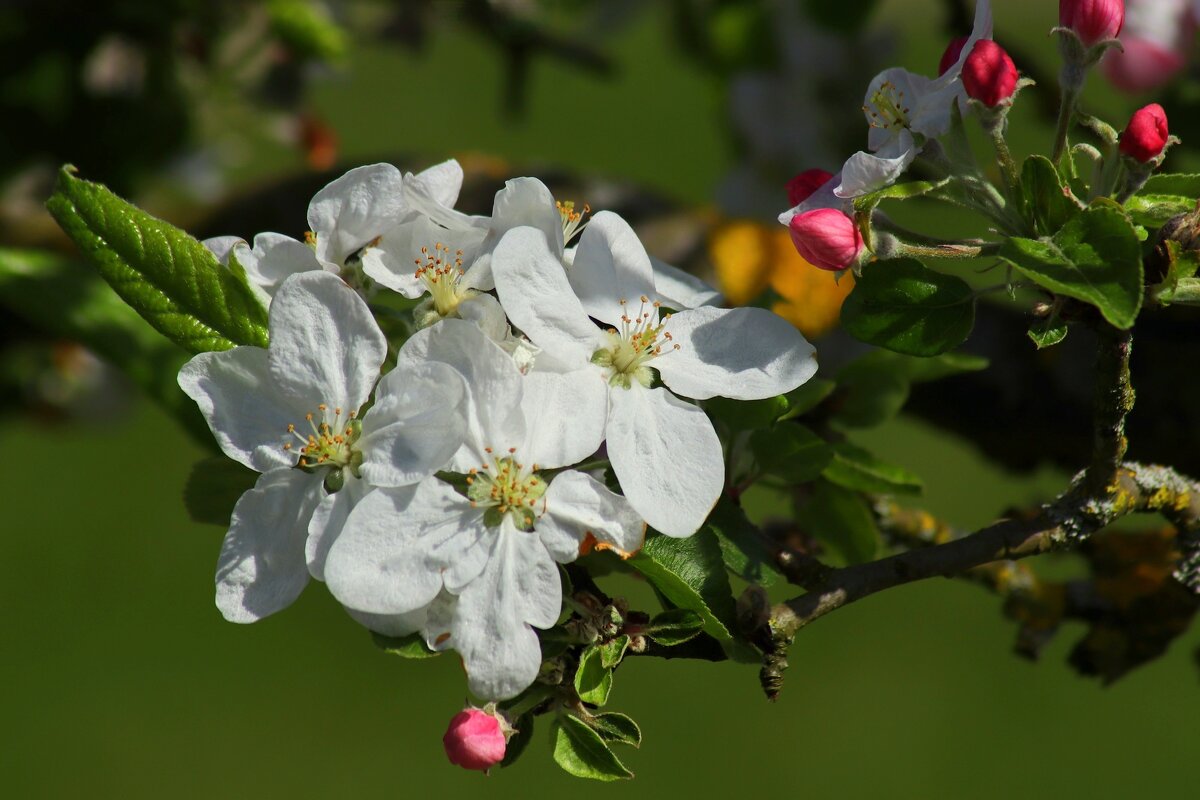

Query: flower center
[
  {"left": 865, "top": 81, "right": 911, "bottom": 133},
  {"left": 466, "top": 450, "right": 547, "bottom": 532},
  {"left": 589, "top": 296, "right": 680, "bottom": 390},
  {"left": 411, "top": 242, "right": 477, "bottom": 328},
  {"left": 557, "top": 200, "right": 590, "bottom": 244},
  {"left": 282, "top": 404, "right": 363, "bottom": 492}
]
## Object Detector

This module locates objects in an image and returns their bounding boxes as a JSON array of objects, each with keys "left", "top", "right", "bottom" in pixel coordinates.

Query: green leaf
[
  {"left": 645, "top": 608, "right": 706, "bottom": 646},
  {"left": 46, "top": 166, "right": 269, "bottom": 353},
  {"left": 183, "top": 457, "right": 257, "bottom": 526},
  {"left": 590, "top": 713, "right": 642, "bottom": 748},
  {"left": 1020, "top": 155, "right": 1081, "bottom": 236},
  {"left": 628, "top": 529, "right": 739, "bottom": 649},
  {"left": 552, "top": 714, "right": 633, "bottom": 781},
  {"left": 1149, "top": 240, "right": 1200, "bottom": 305},
  {"left": 852, "top": 179, "right": 945, "bottom": 214},
  {"left": 822, "top": 441, "right": 923, "bottom": 496},
  {"left": 268, "top": 0, "right": 347, "bottom": 61},
  {"left": 778, "top": 378, "right": 836, "bottom": 420},
  {"left": 795, "top": 479, "right": 880, "bottom": 564},
  {"left": 749, "top": 423, "right": 832, "bottom": 484},
  {"left": 840, "top": 258, "right": 976, "bottom": 357},
  {"left": 1028, "top": 317, "right": 1068, "bottom": 349},
  {"left": 1124, "top": 194, "right": 1195, "bottom": 227},
  {"left": 0, "top": 247, "right": 211, "bottom": 443},
  {"left": 370, "top": 631, "right": 439, "bottom": 659},
  {"left": 831, "top": 350, "right": 987, "bottom": 430},
  {"left": 574, "top": 646, "right": 613, "bottom": 706},
  {"left": 704, "top": 394, "right": 789, "bottom": 433},
  {"left": 704, "top": 495, "right": 781, "bottom": 586},
  {"left": 1139, "top": 173, "right": 1200, "bottom": 198},
  {"left": 598, "top": 636, "right": 631, "bottom": 669},
  {"left": 999, "top": 200, "right": 1143, "bottom": 329}
]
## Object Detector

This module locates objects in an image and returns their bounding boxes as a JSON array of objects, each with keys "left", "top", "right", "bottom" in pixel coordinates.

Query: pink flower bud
[
  {"left": 786, "top": 169, "right": 834, "bottom": 207},
  {"left": 1102, "top": 36, "right": 1188, "bottom": 92},
  {"left": 961, "top": 40, "right": 1019, "bottom": 107},
  {"left": 938, "top": 37, "right": 968, "bottom": 77},
  {"left": 1059, "top": 0, "right": 1125, "bottom": 47},
  {"left": 1119, "top": 102, "right": 1169, "bottom": 162},
  {"left": 787, "top": 209, "right": 863, "bottom": 272},
  {"left": 443, "top": 708, "right": 507, "bottom": 772}
]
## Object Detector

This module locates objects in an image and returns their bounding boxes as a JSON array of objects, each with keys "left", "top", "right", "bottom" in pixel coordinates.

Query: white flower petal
[
  {"left": 519, "top": 369, "right": 606, "bottom": 469},
  {"left": 456, "top": 292, "right": 510, "bottom": 344},
  {"left": 357, "top": 360, "right": 467, "bottom": 486},
  {"left": 492, "top": 226, "right": 603, "bottom": 366},
  {"left": 406, "top": 158, "right": 463, "bottom": 209},
  {"left": 606, "top": 385, "right": 724, "bottom": 537},
  {"left": 306, "top": 473, "right": 369, "bottom": 581},
  {"left": 650, "top": 255, "right": 723, "bottom": 309},
  {"left": 540, "top": 470, "right": 646, "bottom": 561},
  {"left": 367, "top": 213, "right": 486, "bottom": 298},
  {"left": 266, "top": 271, "right": 387, "bottom": 414},
  {"left": 447, "top": 519, "right": 561, "bottom": 700},
  {"left": 395, "top": 319, "right": 525, "bottom": 469},
  {"left": 567, "top": 211, "right": 657, "bottom": 327},
  {"left": 777, "top": 173, "right": 847, "bottom": 224},
  {"left": 485, "top": 176, "right": 564, "bottom": 259},
  {"left": 834, "top": 137, "right": 917, "bottom": 198},
  {"left": 346, "top": 606, "right": 429, "bottom": 637},
  {"left": 323, "top": 484, "right": 443, "bottom": 615},
  {"left": 178, "top": 346, "right": 298, "bottom": 473},
  {"left": 657, "top": 306, "right": 818, "bottom": 400},
  {"left": 215, "top": 469, "right": 323, "bottom": 623},
  {"left": 308, "top": 163, "right": 406, "bottom": 266},
  {"left": 243, "top": 232, "right": 326, "bottom": 303},
  {"left": 203, "top": 235, "right": 245, "bottom": 265}
]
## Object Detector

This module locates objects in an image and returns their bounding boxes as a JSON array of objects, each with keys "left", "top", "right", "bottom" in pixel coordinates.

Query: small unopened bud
[
  {"left": 787, "top": 209, "right": 863, "bottom": 272},
  {"left": 786, "top": 169, "right": 834, "bottom": 207},
  {"left": 1119, "top": 102, "right": 1169, "bottom": 162},
  {"left": 961, "top": 40, "right": 1019, "bottom": 107},
  {"left": 1102, "top": 36, "right": 1189, "bottom": 93},
  {"left": 938, "top": 36, "right": 968, "bottom": 76},
  {"left": 443, "top": 707, "right": 508, "bottom": 772},
  {"left": 1059, "top": 0, "right": 1125, "bottom": 47}
]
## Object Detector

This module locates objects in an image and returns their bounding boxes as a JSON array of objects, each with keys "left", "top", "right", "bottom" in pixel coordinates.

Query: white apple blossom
[
  {"left": 835, "top": 0, "right": 993, "bottom": 198},
  {"left": 177, "top": 271, "right": 466, "bottom": 622},
  {"left": 491, "top": 212, "right": 818, "bottom": 537},
  {"left": 324, "top": 320, "right": 644, "bottom": 700},
  {"left": 202, "top": 160, "right": 465, "bottom": 305}
]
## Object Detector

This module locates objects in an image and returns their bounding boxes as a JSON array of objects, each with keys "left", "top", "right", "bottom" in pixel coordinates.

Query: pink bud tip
[
  {"left": 787, "top": 208, "right": 863, "bottom": 272},
  {"left": 443, "top": 709, "right": 507, "bottom": 772},
  {"left": 1059, "top": 0, "right": 1125, "bottom": 47},
  {"left": 1101, "top": 36, "right": 1188, "bottom": 94},
  {"left": 961, "top": 40, "right": 1019, "bottom": 107},
  {"left": 1119, "top": 103, "right": 1169, "bottom": 162},
  {"left": 786, "top": 169, "right": 834, "bottom": 207},
  {"left": 938, "top": 36, "right": 969, "bottom": 77}
]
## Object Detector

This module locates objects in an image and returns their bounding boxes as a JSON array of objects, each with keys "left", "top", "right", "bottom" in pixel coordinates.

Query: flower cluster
[{"left": 180, "top": 160, "right": 818, "bottom": 701}]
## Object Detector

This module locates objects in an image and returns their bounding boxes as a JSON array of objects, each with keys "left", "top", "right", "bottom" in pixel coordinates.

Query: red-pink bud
[
  {"left": 1119, "top": 102, "right": 1169, "bottom": 162},
  {"left": 788, "top": 209, "right": 863, "bottom": 272},
  {"left": 961, "top": 40, "right": 1019, "bottom": 107},
  {"left": 938, "top": 37, "right": 968, "bottom": 77},
  {"left": 1101, "top": 36, "right": 1189, "bottom": 93},
  {"left": 786, "top": 169, "right": 834, "bottom": 207},
  {"left": 443, "top": 708, "right": 507, "bottom": 772},
  {"left": 1059, "top": 0, "right": 1125, "bottom": 47}
]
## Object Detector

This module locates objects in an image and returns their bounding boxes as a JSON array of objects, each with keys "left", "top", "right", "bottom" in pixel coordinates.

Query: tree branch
[{"left": 757, "top": 326, "right": 1200, "bottom": 698}]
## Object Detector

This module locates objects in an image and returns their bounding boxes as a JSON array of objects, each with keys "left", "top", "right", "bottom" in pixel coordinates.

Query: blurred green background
[{"left": 3, "top": 1, "right": 1198, "bottom": 797}]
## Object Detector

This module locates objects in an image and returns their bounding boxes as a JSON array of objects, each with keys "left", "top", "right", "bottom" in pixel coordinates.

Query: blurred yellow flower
[{"left": 709, "top": 220, "right": 853, "bottom": 339}]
